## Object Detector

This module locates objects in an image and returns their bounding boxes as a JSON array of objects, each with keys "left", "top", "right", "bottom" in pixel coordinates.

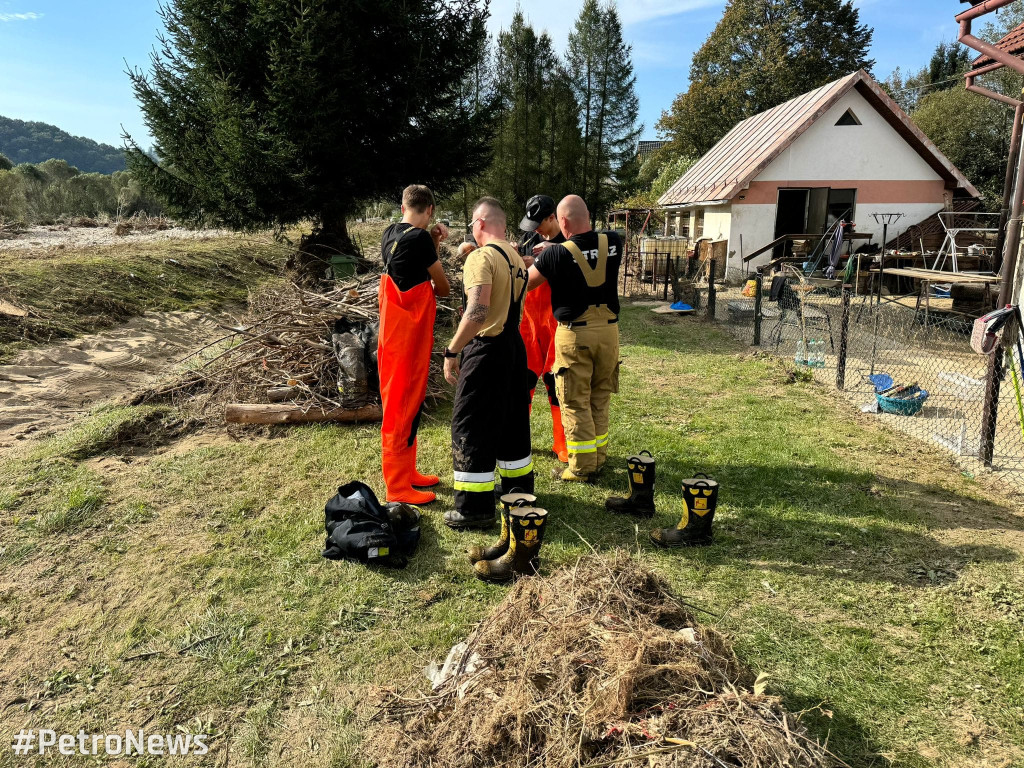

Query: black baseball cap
[{"left": 519, "top": 195, "right": 556, "bottom": 232}]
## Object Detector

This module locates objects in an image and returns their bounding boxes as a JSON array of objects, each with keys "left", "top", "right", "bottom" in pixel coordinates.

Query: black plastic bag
[{"left": 332, "top": 318, "right": 379, "bottom": 409}]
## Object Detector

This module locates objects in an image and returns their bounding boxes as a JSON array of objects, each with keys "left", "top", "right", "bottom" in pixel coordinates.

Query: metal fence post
[
  {"left": 753, "top": 272, "right": 763, "bottom": 346},
  {"left": 836, "top": 286, "right": 851, "bottom": 390},
  {"left": 980, "top": 331, "right": 1008, "bottom": 467},
  {"left": 707, "top": 258, "right": 717, "bottom": 319},
  {"left": 663, "top": 254, "right": 670, "bottom": 301}
]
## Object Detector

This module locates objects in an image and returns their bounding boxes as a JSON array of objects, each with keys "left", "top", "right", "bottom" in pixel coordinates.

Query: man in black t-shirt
[
  {"left": 528, "top": 195, "right": 622, "bottom": 482},
  {"left": 517, "top": 195, "right": 569, "bottom": 463},
  {"left": 377, "top": 184, "right": 450, "bottom": 505}
]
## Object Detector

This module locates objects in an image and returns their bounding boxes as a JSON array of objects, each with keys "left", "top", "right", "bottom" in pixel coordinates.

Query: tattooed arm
[{"left": 444, "top": 284, "right": 492, "bottom": 384}]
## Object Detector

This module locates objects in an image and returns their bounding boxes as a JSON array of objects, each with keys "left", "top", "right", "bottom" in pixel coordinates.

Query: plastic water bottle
[
  {"left": 795, "top": 340, "right": 807, "bottom": 366},
  {"left": 813, "top": 340, "right": 826, "bottom": 368}
]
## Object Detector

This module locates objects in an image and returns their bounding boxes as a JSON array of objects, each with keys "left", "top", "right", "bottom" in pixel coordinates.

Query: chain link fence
[{"left": 705, "top": 274, "right": 1024, "bottom": 490}]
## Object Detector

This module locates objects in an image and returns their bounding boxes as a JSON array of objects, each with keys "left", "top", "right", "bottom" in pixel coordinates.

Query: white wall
[
  {"left": 729, "top": 204, "right": 776, "bottom": 272},
  {"left": 758, "top": 89, "right": 943, "bottom": 183},
  {"left": 703, "top": 208, "right": 731, "bottom": 243}
]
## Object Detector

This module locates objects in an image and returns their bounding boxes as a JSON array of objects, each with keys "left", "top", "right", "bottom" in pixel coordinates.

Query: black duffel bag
[{"left": 322, "top": 481, "right": 421, "bottom": 568}]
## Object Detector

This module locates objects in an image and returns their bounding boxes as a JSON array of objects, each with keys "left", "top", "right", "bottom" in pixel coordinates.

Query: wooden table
[{"left": 879, "top": 267, "right": 1001, "bottom": 325}]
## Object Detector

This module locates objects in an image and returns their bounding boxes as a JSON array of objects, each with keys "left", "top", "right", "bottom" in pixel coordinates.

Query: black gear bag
[{"left": 322, "top": 481, "right": 421, "bottom": 568}]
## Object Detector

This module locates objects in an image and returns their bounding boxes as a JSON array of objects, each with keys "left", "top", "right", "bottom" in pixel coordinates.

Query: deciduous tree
[{"left": 658, "top": 0, "right": 873, "bottom": 158}]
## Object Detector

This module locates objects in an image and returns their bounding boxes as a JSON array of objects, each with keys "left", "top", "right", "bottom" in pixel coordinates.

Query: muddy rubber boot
[
  {"left": 468, "top": 492, "right": 535, "bottom": 564},
  {"left": 474, "top": 506, "right": 548, "bottom": 583},
  {"left": 650, "top": 474, "right": 718, "bottom": 548},
  {"left": 606, "top": 451, "right": 656, "bottom": 518}
]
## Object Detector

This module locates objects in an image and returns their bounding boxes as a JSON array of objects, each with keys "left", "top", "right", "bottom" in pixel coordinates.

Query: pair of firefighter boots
[
  {"left": 606, "top": 452, "right": 719, "bottom": 547},
  {"left": 469, "top": 491, "right": 548, "bottom": 584}
]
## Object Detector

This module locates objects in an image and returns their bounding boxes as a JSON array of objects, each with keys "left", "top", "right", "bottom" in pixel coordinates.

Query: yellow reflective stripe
[
  {"left": 568, "top": 445, "right": 597, "bottom": 454},
  {"left": 454, "top": 480, "right": 495, "bottom": 492},
  {"left": 498, "top": 461, "right": 534, "bottom": 478},
  {"left": 595, "top": 433, "right": 609, "bottom": 447},
  {"left": 496, "top": 456, "right": 533, "bottom": 471}
]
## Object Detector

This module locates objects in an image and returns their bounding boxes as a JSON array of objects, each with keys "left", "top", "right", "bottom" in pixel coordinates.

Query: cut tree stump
[{"left": 225, "top": 403, "right": 382, "bottom": 425}]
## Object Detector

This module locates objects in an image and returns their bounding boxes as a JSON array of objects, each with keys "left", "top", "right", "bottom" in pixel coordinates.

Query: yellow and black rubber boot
[
  {"left": 474, "top": 506, "right": 548, "bottom": 583},
  {"left": 650, "top": 474, "right": 718, "bottom": 548},
  {"left": 606, "top": 451, "right": 656, "bottom": 517},
  {"left": 468, "top": 491, "right": 535, "bottom": 564}
]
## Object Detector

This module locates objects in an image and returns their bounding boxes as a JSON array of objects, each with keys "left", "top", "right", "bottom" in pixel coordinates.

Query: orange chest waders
[
  {"left": 378, "top": 257, "right": 437, "bottom": 503},
  {"left": 520, "top": 280, "right": 567, "bottom": 461}
]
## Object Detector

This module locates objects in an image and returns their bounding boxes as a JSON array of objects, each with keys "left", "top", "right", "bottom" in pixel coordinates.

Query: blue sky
[{"left": 0, "top": 0, "right": 971, "bottom": 150}]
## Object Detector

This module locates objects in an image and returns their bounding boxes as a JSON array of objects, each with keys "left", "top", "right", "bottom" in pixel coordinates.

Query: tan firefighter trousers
[{"left": 553, "top": 305, "right": 620, "bottom": 475}]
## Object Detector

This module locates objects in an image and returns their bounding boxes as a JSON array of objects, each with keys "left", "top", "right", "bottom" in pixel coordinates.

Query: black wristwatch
[{"left": 444, "top": 347, "right": 459, "bottom": 359}]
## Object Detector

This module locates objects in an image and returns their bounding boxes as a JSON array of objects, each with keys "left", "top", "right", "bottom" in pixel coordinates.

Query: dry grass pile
[{"left": 368, "top": 553, "right": 838, "bottom": 768}]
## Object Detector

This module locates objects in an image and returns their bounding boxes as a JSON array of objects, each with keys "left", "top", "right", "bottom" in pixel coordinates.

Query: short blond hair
[{"left": 402, "top": 184, "right": 435, "bottom": 213}]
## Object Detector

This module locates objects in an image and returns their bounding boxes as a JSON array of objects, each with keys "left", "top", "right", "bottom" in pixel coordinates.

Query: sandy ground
[
  {"left": 0, "top": 223, "right": 237, "bottom": 253},
  {"left": 0, "top": 310, "right": 226, "bottom": 449}
]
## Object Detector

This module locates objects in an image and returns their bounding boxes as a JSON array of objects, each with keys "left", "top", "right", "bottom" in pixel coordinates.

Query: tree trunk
[{"left": 289, "top": 206, "right": 360, "bottom": 284}]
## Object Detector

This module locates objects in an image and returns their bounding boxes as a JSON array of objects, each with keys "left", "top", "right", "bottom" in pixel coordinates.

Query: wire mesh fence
[{"left": 709, "top": 274, "right": 1024, "bottom": 490}]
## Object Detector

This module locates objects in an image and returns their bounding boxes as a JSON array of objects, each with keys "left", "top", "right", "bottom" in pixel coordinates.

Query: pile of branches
[
  {"left": 180, "top": 264, "right": 462, "bottom": 413},
  {"left": 368, "top": 552, "right": 840, "bottom": 768}
]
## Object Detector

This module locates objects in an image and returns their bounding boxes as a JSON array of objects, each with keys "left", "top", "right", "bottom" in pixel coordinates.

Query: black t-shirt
[
  {"left": 534, "top": 230, "right": 622, "bottom": 322},
  {"left": 381, "top": 223, "right": 438, "bottom": 292},
  {"left": 517, "top": 230, "right": 565, "bottom": 259}
]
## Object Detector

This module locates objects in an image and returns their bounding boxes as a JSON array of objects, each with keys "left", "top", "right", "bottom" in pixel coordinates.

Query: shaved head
[
  {"left": 557, "top": 195, "right": 592, "bottom": 238},
  {"left": 472, "top": 196, "right": 508, "bottom": 244}
]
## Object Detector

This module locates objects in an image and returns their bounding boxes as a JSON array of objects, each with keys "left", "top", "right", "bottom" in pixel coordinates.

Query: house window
[
  {"left": 836, "top": 108, "right": 861, "bottom": 126},
  {"left": 695, "top": 208, "right": 705, "bottom": 238}
]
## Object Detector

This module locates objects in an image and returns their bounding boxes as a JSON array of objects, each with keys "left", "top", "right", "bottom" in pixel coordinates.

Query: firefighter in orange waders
[
  {"left": 528, "top": 195, "right": 622, "bottom": 482},
  {"left": 517, "top": 195, "right": 568, "bottom": 463},
  {"left": 377, "top": 184, "right": 451, "bottom": 504}
]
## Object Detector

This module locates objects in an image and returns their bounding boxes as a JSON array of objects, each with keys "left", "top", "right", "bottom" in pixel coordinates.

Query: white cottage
[{"left": 657, "top": 70, "right": 981, "bottom": 273}]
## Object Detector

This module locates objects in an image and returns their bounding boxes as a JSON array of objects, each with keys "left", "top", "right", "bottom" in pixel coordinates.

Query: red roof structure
[
  {"left": 657, "top": 70, "right": 980, "bottom": 208},
  {"left": 969, "top": 21, "right": 1024, "bottom": 73}
]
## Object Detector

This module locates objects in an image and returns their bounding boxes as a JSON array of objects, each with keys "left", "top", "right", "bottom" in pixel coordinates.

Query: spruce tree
[
  {"left": 481, "top": 11, "right": 583, "bottom": 221},
  {"left": 567, "top": 0, "right": 641, "bottom": 224},
  {"left": 658, "top": 0, "right": 873, "bottom": 157},
  {"left": 126, "top": 0, "right": 495, "bottom": 253}
]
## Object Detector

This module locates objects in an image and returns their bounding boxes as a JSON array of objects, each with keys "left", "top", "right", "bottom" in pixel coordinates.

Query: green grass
[
  {"left": 0, "top": 305, "right": 1022, "bottom": 768},
  {"left": 0, "top": 232, "right": 286, "bottom": 362}
]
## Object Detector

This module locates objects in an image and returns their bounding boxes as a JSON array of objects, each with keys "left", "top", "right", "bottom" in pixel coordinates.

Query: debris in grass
[{"left": 367, "top": 552, "right": 839, "bottom": 768}]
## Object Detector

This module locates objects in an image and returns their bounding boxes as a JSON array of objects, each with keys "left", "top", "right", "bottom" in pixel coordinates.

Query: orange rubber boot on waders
[
  {"left": 551, "top": 406, "right": 569, "bottom": 463},
  {"left": 410, "top": 440, "right": 439, "bottom": 488},
  {"left": 474, "top": 505, "right": 547, "bottom": 583},
  {"left": 383, "top": 447, "right": 436, "bottom": 505}
]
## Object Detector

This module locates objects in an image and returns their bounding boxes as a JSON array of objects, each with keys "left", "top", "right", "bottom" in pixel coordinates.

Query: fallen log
[{"left": 225, "top": 403, "right": 382, "bottom": 425}]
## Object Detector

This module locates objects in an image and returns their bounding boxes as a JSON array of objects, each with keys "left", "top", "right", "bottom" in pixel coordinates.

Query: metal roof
[
  {"left": 657, "top": 69, "right": 981, "bottom": 208},
  {"left": 969, "top": 21, "right": 1024, "bottom": 72}
]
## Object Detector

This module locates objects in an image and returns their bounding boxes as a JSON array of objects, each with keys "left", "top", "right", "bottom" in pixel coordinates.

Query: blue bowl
[{"left": 877, "top": 388, "right": 929, "bottom": 416}]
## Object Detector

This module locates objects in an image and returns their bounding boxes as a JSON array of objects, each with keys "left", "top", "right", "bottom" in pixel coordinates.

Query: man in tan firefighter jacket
[{"left": 527, "top": 195, "right": 622, "bottom": 482}]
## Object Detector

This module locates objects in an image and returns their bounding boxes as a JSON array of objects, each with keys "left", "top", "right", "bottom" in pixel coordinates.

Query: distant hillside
[{"left": 0, "top": 116, "right": 125, "bottom": 174}]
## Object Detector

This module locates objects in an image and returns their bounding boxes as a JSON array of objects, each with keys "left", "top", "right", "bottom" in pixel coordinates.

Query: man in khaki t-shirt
[{"left": 441, "top": 197, "right": 534, "bottom": 531}]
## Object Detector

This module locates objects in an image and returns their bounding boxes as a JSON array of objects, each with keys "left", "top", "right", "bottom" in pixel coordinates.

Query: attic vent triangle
[{"left": 836, "top": 108, "right": 861, "bottom": 126}]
